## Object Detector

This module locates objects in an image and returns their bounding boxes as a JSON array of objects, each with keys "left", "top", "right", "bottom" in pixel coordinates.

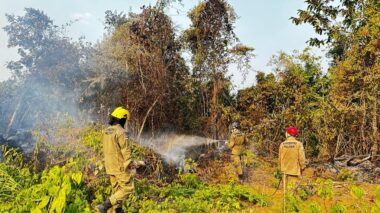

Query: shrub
[{"left": 336, "top": 169, "right": 354, "bottom": 182}]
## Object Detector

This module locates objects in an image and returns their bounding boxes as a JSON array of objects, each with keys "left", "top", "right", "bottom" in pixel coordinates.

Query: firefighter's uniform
[
  {"left": 103, "top": 124, "right": 134, "bottom": 210},
  {"left": 228, "top": 128, "right": 246, "bottom": 178},
  {"left": 279, "top": 136, "right": 306, "bottom": 188}
]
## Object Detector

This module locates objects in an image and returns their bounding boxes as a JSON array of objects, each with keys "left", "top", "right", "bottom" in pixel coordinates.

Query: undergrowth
[
  {"left": 128, "top": 174, "right": 269, "bottom": 212},
  {"left": 0, "top": 126, "right": 379, "bottom": 212}
]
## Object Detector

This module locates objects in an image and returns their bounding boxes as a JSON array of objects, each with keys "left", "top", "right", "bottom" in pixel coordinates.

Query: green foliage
[
  {"left": 178, "top": 158, "right": 198, "bottom": 174},
  {"left": 376, "top": 185, "right": 380, "bottom": 200},
  {"left": 350, "top": 185, "right": 365, "bottom": 200},
  {"left": 309, "top": 202, "right": 322, "bottom": 213},
  {"left": 371, "top": 185, "right": 380, "bottom": 212},
  {"left": 0, "top": 162, "right": 90, "bottom": 212},
  {"left": 316, "top": 179, "right": 333, "bottom": 199},
  {"left": 1, "top": 8, "right": 89, "bottom": 131},
  {"left": 86, "top": 5, "right": 193, "bottom": 133},
  {"left": 372, "top": 186, "right": 380, "bottom": 213},
  {"left": 128, "top": 174, "right": 268, "bottom": 212},
  {"left": 349, "top": 185, "right": 369, "bottom": 212},
  {"left": 292, "top": 0, "right": 380, "bottom": 158},
  {"left": 183, "top": 0, "right": 254, "bottom": 137},
  {"left": 1, "top": 1, "right": 380, "bottom": 212},
  {"left": 237, "top": 49, "right": 328, "bottom": 156},
  {"left": 296, "top": 184, "right": 315, "bottom": 201},
  {"left": 80, "top": 125, "right": 104, "bottom": 153},
  {"left": 286, "top": 194, "right": 302, "bottom": 212},
  {"left": 329, "top": 203, "right": 347, "bottom": 213},
  {"left": 336, "top": 169, "right": 354, "bottom": 182}
]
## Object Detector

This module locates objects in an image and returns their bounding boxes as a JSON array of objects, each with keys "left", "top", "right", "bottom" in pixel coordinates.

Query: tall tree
[
  {"left": 1, "top": 8, "right": 89, "bottom": 133},
  {"left": 237, "top": 50, "right": 328, "bottom": 157},
  {"left": 84, "top": 6, "right": 192, "bottom": 135},
  {"left": 183, "top": 0, "right": 254, "bottom": 138},
  {"left": 293, "top": 0, "right": 380, "bottom": 161},
  {"left": 291, "top": 0, "right": 372, "bottom": 62}
]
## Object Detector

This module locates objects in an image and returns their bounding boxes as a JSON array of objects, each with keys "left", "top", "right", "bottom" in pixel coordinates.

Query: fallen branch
[{"left": 346, "top": 155, "right": 371, "bottom": 166}]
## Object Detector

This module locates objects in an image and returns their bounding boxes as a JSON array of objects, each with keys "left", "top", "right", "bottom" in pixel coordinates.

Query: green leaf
[
  {"left": 71, "top": 172, "right": 83, "bottom": 185},
  {"left": 371, "top": 200, "right": 380, "bottom": 213},
  {"left": 31, "top": 208, "right": 42, "bottom": 213},
  {"left": 375, "top": 185, "right": 380, "bottom": 200},
  {"left": 50, "top": 187, "right": 67, "bottom": 213},
  {"left": 37, "top": 196, "right": 51, "bottom": 209},
  {"left": 350, "top": 185, "right": 364, "bottom": 200}
]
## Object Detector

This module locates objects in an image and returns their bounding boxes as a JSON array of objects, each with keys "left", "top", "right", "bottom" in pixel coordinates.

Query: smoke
[
  {"left": 138, "top": 133, "right": 222, "bottom": 164},
  {"left": 0, "top": 8, "right": 94, "bottom": 138},
  {"left": 0, "top": 77, "right": 85, "bottom": 136}
]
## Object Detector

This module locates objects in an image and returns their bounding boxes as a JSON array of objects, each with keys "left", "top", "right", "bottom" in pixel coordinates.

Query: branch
[{"left": 137, "top": 97, "right": 160, "bottom": 141}]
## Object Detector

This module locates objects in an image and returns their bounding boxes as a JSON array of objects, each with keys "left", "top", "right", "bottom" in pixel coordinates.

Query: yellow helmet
[{"left": 111, "top": 107, "right": 130, "bottom": 120}]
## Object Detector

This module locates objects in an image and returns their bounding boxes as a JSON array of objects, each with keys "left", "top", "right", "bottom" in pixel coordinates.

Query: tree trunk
[
  {"left": 371, "top": 99, "right": 379, "bottom": 162},
  {"left": 137, "top": 97, "right": 159, "bottom": 141},
  {"left": 210, "top": 74, "right": 223, "bottom": 140},
  {"left": 5, "top": 95, "right": 23, "bottom": 137}
]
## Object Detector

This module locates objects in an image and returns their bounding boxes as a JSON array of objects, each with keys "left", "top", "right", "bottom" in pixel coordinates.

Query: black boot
[
  {"left": 96, "top": 199, "right": 112, "bottom": 213},
  {"left": 115, "top": 207, "right": 125, "bottom": 213}
]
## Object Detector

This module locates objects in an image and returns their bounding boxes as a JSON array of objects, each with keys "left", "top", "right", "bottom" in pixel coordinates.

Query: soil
[{"left": 198, "top": 155, "right": 378, "bottom": 212}]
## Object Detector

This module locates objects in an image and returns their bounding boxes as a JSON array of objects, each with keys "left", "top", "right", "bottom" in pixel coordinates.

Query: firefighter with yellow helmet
[{"left": 96, "top": 107, "right": 135, "bottom": 213}]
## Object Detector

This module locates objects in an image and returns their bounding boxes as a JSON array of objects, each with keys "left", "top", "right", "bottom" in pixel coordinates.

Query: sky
[{"left": 0, "top": 0, "right": 327, "bottom": 89}]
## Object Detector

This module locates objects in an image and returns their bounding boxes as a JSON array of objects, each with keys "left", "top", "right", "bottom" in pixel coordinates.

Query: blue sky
[{"left": 0, "top": 0, "right": 327, "bottom": 89}]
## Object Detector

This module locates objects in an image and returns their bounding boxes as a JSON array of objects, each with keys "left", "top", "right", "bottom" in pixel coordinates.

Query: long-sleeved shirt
[
  {"left": 102, "top": 124, "right": 132, "bottom": 175},
  {"left": 228, "top": 128, "right": 246, "bottom": 155},
  {"left": 279, "top": 136, "right": 306, "bottom": 176}
]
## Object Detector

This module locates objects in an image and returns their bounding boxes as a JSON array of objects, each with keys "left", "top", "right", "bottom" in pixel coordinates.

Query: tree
[
  {"left": 237, "top": 50, "right": 328, "bottom": 157},
  {"left": 1, "top": 8, "right": 89, "bottom": 133},
  {"left": 293, "top": 0, "right": 380, "bottom": 161},
  {"left": 291, "top": 0, "right": 371, "bottom": 62},
  {"left": 84, "top": 6, "right": 192, "bottom": 136},
  {"left": 183, "top": 0, "right": 254, "bottom": 138}
]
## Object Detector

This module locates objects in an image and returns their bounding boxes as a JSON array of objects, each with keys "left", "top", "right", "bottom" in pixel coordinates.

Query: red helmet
[{"left": 286, "top": 127, "right": 298, "bottom": 136}]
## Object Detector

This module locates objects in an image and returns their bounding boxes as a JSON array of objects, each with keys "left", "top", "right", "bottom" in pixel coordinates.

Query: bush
[
  {"left": 126, "top": 174, "right": 268, "bottom": 212},
  {"left": 336, "top": 169, "right": 354, "bottom": 182},
  {"left": 0, "top": 163, "right": 90, "bottom": 212}
]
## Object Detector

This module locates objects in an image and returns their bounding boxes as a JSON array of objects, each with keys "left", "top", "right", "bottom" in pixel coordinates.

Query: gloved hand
[{"left": 134, "top": 160, "right": 146, "bottom": 168}]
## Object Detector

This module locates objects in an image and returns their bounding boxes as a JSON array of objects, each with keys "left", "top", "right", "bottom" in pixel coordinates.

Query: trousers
[
  {"left": 232, "top": 154, "right": 243, "bottom": 176},
  {"left": 108, "top": 173, "right": 134, "bottom": 211}
]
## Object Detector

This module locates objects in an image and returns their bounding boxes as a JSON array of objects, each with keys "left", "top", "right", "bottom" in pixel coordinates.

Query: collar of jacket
[
  {"left": 112, "top": 124, "right": 123, "bottom": 128},
  {"left": 286, "top": 136, "right": 297, "bottom": 141}
]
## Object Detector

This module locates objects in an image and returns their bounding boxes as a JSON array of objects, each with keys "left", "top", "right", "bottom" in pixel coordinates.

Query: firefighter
[
  {"left": 96, "top": 107, "right": 133, "bottom": 213},
  {"left": 279, "top": 127, "right": 306, "bottom": 190},
  {"left": 227, "top": 122, "right": 246, "bottom": 180}
]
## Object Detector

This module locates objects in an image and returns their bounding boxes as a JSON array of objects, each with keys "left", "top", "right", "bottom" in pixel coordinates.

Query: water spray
[{"left": 137, "top": 133, "right": 228, "bottom": 165}]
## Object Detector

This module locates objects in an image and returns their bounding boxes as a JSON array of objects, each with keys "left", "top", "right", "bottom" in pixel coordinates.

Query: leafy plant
[
  {"left": 329, "top": 202, "right": 347, "bottom": 213},
  {"left": 309, "top": 202, "right": 322, "bottom": 213},
  {"left": 371, "top": 185, "right": 380, "bottom": 213},
  {"left": 316, "top": 178, "right": 334, "bottom": 212},
  {"left": 336, "top": 169, "right": 354, "bottom": 182},
  {"left": 350, "top": 185, "right": 368, "bottom": 212}
]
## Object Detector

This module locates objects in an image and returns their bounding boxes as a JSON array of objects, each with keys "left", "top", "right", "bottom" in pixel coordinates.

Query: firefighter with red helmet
[{"left": 279, "top": 127, "right": 306, "bottom": 189}]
